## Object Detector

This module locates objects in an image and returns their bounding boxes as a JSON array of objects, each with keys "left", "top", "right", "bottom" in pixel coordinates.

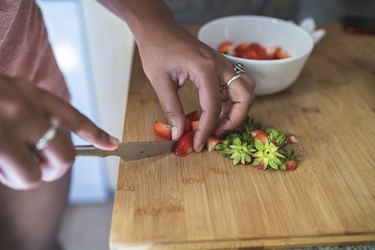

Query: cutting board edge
[{"left": 110, "top": 233, "right": 375, "bottom": 249}]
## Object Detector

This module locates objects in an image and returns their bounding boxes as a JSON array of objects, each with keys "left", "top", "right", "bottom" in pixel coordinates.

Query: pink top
[{"left": 0, "top": 0, "right": 69, "bottom": 101}]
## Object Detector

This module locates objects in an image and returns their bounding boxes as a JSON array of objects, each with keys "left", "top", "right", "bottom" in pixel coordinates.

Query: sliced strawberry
[
  {"left": 287, "top": 135, "right": 299, "bottom": 144},
  {"left": 255, "top": 162, "right": 264, "bottom": 170},
  {"left": 251, "top": 129, "right": 266, "bottom": 137},
  {"left": 173, "top": 131, "right": 194, "bottom": 157},
  {"left": 185, "top": 110, "right": 199, "bottom": 122},
  {"left": 248, "top": 42, "right": 263, "bottom": 52},
  {"left": 241, "top": 49, "right": 258, "bottom": 59},
  {"left": 265, "top": 47, "right": 277, "bottom": 57},
  {"left": 276, "top": 50, "right": 289, "bottom": 59},
  {"left": 218, "top": 41, "right": 233, "bottom": 54},
  {"left": 285, "top": 160, "right": 298, "bottom": 171},
  {"left": 253, "top": 133, "right": 269, "bottom": 144},
  {"left": 206, "top": 136, "right": 221, "bottom": 152},
  {"left": 234, "top": 43, "right": 250, "bottom": 56},
  {"left": 191, "top": 120, "right": 199, "bottom": 132},
  {"left": 153, "top": 121, "right": 171, "bottom": 140},
  {"left": 184, "top": 119, "right": 191, "bottom": 132}
]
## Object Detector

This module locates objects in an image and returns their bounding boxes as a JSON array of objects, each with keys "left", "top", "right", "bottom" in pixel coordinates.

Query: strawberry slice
[
  {"left": 153, "top": 121, "right": 171, "bottom": 140},
  {"left": 185, "top": 110, "right": 199, "bottom": 122},
  {"left": 206, "top": 136, "right": 220, "bottom": 152},
  {"left": 253, "top": 133, "right": 269, "bottom": 144},
  {"left": 287, "top": 135, "right": 299, "bottom": 144},
  {"left": 184, "top": 119, "right": 192, "bottom": 132},
  {"left": 234, "top": 43, "right": 250, "bottom": 56},
  {"left": 173, "top": 131, "right": 194, "bottom": 157},
  {"left": 255, "top": 162, "right": 264, "bottom": 170},
  {"left": 251, "top": 129, "right": 266, "bottom": 137},
  {"left": 275, "top": 50, "right": 289, "bottom": 59},
  {"left": 218, "top": 41, "right": 233, "bottom": 54},
  {"left": 191, "top": 120, "right": 199, "bottom": 132}
]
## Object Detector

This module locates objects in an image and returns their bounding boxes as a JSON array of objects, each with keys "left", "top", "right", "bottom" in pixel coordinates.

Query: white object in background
[
  {"left": 37, "top": 1, "right": 109, "bottom": 203},
  {"left": 198, "top": 15, "right": 314, "bottom": 95},
  {"left": 80, "top": 0, "right": 135, "bottom": 192},
  {"left": 299, "top": 17, "right": 326, "bottom": 44}
]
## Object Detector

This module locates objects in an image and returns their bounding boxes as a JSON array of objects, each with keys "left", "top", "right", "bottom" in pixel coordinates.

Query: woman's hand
[
  {"left": 137, "top": 24, "right": 256, "bottom": 152},
  {"left": 0, "top": 76, "right": 118, "bottom": 190}
]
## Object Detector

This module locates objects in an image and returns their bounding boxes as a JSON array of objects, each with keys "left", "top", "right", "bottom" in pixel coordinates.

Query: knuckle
[
  {"left": 164, "top": 110, "right": 184, "bottom": 122},
  {"left": 2, "top": 101, "right": 33, "bottom": 123},
  {"left": 196, "top": 57, "right": 215, "bottom": 72}
]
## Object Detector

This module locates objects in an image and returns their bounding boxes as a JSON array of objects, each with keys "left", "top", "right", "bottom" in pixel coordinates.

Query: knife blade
[{"left": 75, "top": 141, "right": 176, "bottom": 161}]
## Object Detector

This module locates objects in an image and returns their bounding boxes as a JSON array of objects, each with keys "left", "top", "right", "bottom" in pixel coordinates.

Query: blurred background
[{"left": 36, "top": 0, "right": 374, "bottom": 249}]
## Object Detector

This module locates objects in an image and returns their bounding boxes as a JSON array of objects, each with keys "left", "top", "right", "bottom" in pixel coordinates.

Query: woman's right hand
[{"left": 0, "top": 75, "right": 119, "bottom": 190}]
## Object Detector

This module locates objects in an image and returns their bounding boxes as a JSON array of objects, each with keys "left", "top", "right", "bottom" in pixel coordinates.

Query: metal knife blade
[{"left": 75, "top": 141, "right": 176, "bottom": 161}]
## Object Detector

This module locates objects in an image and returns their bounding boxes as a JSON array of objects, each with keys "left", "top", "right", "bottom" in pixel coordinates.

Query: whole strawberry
[
  {"left": 285, "top": 160, "right": 298, "bottom": 171},
  {"left": 280, "top": 149, "right": 300, "bottom": 171}
]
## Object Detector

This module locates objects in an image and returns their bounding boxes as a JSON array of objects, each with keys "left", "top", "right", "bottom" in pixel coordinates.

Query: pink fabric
[{"left": 0, "top": 0, "right": 69, "bottom": 101}]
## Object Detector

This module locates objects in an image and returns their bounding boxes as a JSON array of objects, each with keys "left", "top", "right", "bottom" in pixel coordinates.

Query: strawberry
[
  {"left": 249, "top": 42, "right": 263, "bottom": 52},
  {"left": 184, "top": 119, "right": 191, "bottom": 132},
  {"left": 255, "top": 162, "right": 264, "bottom": 170},
  {"left": 218, "top": 41, "right": 234, "bottom": 54},
  {"left": 287, "top": 135, "right": 299, "bottom": 144},
  {"left": 265, "top": 47, "right": 277, "bottom": 57},
  {"left": 280, "top": 149, "right": 299, "bottom": 171},
  {"left": 285, "top": 160, "right": 298, "bottom": 171},
  {"left": 206, "top": 136, "right": 221, "bottom": 152},
  {"left": 185, "top": 110, "right": 199, "bottom": 122},
  {"left": 191, "top": 120, "right": 199, "bottom": 132},
  {"left": 276, "top": 50, "right": 289, "bottom": 59},
  {"left": 241, "top": 49, "right": 258, "bottom": 59},
  {"left": 253, "top": 133, "right": 269, "bottom": 144},
  {"left": 234, "top": 43, "right": 250, "bottom": 56},
  {"left": 251, "top": 129, "right": 266, "bottom": 137},
  {"left": 153, "top": 121, "right": 171, "bottom": 140},
  {"left": 173, "top": 131, "right": 194, "bottom": 157}
]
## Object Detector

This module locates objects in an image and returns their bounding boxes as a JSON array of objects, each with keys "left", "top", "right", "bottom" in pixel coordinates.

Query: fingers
[
  {"left": 215, "top": 73, "right": 255, "bottom": 135},
  {"left": 0, "top": 140, "right": 41, "bottom": 190},
  {"left": 193, "top": 66, "right": 221, "bottom": 152},
  {"left": 18, "top": 113, "right": 75, "bottom": 182},
  {"left": 38, "top": 89, "right": 119, "bottom": 150},
  {"left": 38, "top": 130, "right": 74, "bottom": 182},
  {"left": 151, "top": 75, "right": 186, "bottom": 140}
]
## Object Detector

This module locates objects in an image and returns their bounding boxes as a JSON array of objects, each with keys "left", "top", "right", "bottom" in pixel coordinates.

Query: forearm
[{"left": 98, "top": 0, "right": 177, "bottom": 42}]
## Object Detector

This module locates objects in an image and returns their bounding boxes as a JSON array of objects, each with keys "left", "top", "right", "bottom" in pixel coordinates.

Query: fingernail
[
  {"left": 197, "top": 144, "right": 204, "bottom": 152},
  {"left": 171, "top": 127, "right": 178, "bottom": 140},
  {"left": 110, "top": 136, "right": 119, "bottom": 145}
]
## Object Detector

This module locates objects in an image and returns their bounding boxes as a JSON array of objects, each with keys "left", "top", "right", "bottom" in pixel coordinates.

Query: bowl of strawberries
[{"left": 198, "top": 15, "right": 314, "bottom": 95}]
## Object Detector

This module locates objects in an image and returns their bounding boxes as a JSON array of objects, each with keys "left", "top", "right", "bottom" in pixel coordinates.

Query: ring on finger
[
  {"left": 233, "top": 63, "right": 245, "bottom": 74},
  {"left": 226, "top": 74, "right": 241, "bottom": 88},
  {"left": 225, "top": 63, "right": 246, "bottom": 88},
  {"left": 35, "top": 126, "right": 57, "bottom": 150}
]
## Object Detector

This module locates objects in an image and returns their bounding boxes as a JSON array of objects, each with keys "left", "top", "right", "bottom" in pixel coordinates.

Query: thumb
[{"left": 151, "top": 76, "right": 185, "bottom": 140}]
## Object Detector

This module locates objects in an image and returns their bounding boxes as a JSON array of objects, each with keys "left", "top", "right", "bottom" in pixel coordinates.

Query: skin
[
  {"left": 99, "top": 0, "right": 256, "bottom": 151},
  {"left": 0, "top": 1, "right": 255, "bottom": 248},
  {"left": 0, "top": 76, "right": 119, "bottom": 190}
]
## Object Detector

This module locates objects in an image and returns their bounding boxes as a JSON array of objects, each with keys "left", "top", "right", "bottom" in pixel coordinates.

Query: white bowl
[{"left": 198, "top": 15, "right": 314, "bottom": 95}]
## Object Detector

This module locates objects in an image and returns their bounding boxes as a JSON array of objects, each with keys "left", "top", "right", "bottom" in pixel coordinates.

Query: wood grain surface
[{"left": 110, "top": 25, "right": 375, "bottom": 249}]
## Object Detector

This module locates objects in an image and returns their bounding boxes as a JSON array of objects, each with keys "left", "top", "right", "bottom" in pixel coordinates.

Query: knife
[{"left": 75, "top": 141, "right": 176, "bottom": 161}]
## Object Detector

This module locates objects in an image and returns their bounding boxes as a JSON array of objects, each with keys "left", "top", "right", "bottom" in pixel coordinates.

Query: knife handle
[{"left": 75, "top": 145, "right": 112, "bottom": 158}]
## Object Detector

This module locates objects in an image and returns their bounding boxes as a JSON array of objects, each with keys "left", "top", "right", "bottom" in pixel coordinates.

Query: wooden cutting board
[{"left": 110, "top": 25, "right": 375, "bottom": 249}]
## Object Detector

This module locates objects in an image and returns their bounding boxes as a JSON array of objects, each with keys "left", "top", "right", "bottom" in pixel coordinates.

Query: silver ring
[
  {"left": 35, "top": 127, "right": 57, "bottom": 150},
  {"left": 226, "top": 74, "right": 241, "bottom": 88},
  {"left": 233, "top": 63, "right": 245, "bottom": 74}
]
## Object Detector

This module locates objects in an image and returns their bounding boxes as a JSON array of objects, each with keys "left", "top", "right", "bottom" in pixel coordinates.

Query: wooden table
[{"left": 110, "top": 25, "right": 375, "bottom": 249}]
